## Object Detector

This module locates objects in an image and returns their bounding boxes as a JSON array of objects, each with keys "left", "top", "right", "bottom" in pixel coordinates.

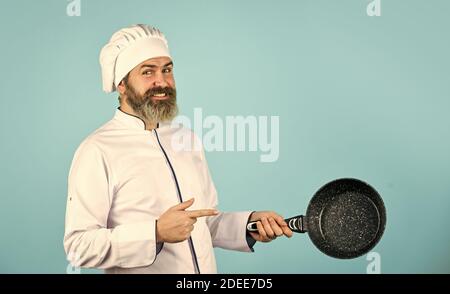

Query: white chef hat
[{"left": 99, "top": 24, "right": 171, "bottom": 93}]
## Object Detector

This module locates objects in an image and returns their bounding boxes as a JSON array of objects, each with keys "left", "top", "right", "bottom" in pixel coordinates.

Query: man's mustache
[{"left": 144, "top": 87, "right": 176, "bottom": 98}]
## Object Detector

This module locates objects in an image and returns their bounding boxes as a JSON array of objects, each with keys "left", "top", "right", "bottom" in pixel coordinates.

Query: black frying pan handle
[{"left": 246, "top": 215, "right": 307, "bottom": 233}]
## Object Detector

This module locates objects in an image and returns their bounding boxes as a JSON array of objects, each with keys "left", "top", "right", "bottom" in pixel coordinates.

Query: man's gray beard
[{"left": 124, "top": 83, "right": 178, "bottom": 124}]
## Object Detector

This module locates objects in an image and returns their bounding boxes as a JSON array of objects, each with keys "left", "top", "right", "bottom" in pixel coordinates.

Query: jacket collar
[{"left": 114, "top": 107, "right": 161, "bottom": 130}]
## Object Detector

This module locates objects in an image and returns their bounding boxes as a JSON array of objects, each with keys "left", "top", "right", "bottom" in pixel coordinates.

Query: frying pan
[{"left": 247, "top": 178, "right": 386, "bottom": 259}]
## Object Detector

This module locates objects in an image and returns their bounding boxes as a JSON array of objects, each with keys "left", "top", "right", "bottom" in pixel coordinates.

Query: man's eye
[
  {"left": 163, "top": 68, "right": 172, "bottom": 73},
  {"left": 143, "top": 71, "right": 153, "bottom": 75}
]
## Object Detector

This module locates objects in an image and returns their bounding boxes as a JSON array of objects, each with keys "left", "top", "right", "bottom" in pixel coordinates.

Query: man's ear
[{"left": 117, "top": 80, "right": 126, "bottom": 95}]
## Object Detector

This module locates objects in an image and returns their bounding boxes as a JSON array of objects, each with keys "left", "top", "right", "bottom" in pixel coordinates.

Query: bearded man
[{"left": 63, "top": 24, "right": 292, "bottom": 274}]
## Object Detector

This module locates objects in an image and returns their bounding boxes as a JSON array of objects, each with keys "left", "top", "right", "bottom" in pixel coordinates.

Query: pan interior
[{"left": 319, "top": 191, "right": 380, "bottom": 254}]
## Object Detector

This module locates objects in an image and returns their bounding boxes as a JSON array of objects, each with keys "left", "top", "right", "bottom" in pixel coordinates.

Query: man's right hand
[{"left": 156, "top": 198, "right": 219, "bottom": 243}]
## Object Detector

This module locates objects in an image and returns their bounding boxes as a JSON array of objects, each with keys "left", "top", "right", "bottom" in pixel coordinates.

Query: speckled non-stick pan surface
[{"left": 306, "top": 178, "right": 386, "bottom": 259}]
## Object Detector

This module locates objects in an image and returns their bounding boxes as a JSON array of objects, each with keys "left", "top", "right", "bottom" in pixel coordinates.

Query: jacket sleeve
[
  {"left": 194, "top": 135, "right": 255, "bottom": 252},
  {"left": 63, "top": 140, "right": 162, "bottom": 269}
]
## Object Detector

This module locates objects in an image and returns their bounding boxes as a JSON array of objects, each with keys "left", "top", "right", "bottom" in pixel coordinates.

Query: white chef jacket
[{"left": 64, "top": 109, "right": 254, "bottom": 274}]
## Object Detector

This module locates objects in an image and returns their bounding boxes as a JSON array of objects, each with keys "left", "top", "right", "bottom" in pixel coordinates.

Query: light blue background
[{"left": 0, "top": 0, "right": 449, "bottom": 273}]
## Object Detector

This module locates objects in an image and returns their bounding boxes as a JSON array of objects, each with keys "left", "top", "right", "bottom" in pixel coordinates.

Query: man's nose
[{"left": 152, "top": 71, "right": 168, "bottom": 87}]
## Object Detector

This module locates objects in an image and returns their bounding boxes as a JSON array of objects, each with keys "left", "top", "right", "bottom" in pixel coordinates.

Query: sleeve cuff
[{"left": 111, "top": 220, "right": 160, "bottom": 268}]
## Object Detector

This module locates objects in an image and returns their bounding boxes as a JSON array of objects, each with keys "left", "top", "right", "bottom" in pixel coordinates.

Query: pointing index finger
[{"left": 186, "top": 209, "right": 219, "bottom": 218}]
